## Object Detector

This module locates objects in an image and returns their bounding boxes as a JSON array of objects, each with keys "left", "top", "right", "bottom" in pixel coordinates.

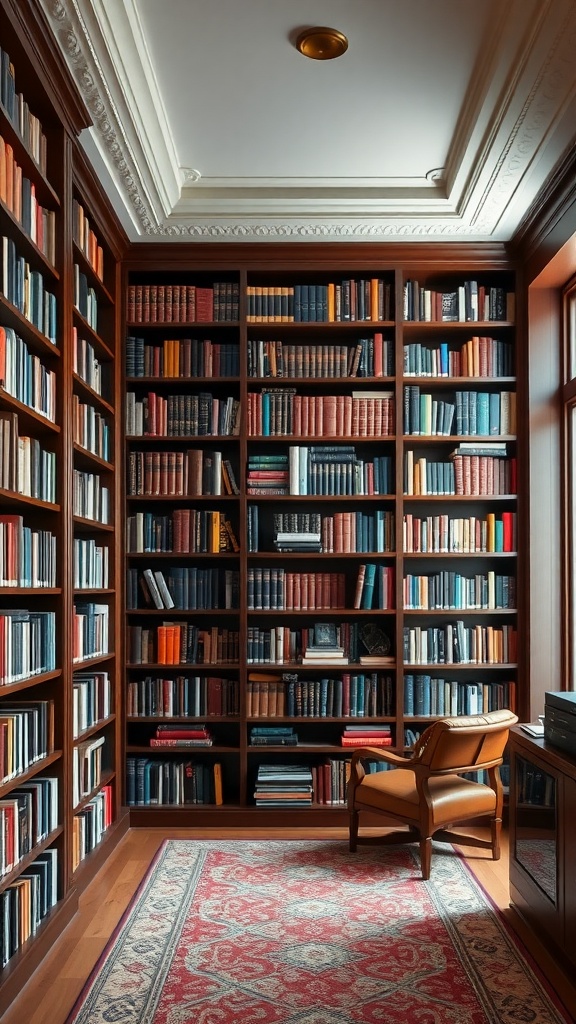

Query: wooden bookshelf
[
  {"left": 122, "top": 247, "right": 523, "bottom": 825},
  {"left": 0, "top": 0, "right": 127, "bottom": 1006}
]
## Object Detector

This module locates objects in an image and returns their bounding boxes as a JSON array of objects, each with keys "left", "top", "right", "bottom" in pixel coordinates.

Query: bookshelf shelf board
[
  {"left": 403, "top": 494, "right": 517, "bottom": 502},
  {"left": 0, "top": 587, "right": 61, "bottom": 596},
  {"left": 127, "top": 608, "right": 239, "bottom": 618},
  {"left": 0, "top": 296, "right": 59, "bottom": 354},
  {"left": 403, "top": 662, "right": 518, "bottom": 670},
  {"left": 403, "top": 551, "right": 517, "bottom": 558},
  {"left": 126, "top": 494, "right": 240, "bottom": 504},
  {"left": 247, "top": 552, "right": 396, "bottom": 560},
  {"left": 402, "top": 376, "right": 516, "bottom": 385},
  {"left": 0, "top": 669, "right": 62, "bottom": 695},
  {"left": 127, "top": 745, "right": 239, "bottom": 755},
  {"left": 126, "top": 321, "right": 240, "bottom": 330},
  {"left": 127, "top": 715, "right": 240, "bottom": 724},
  {"left": 72, "top": 242, "right": 113, "bottom": 304},
  {"left": 0, "top": 391, "right": 59, "bottom": 432},
  {"left": 72, "top": 770, "right": 116, "bottom": 815},
  {"left": 247, "top": 663, "right": 396, "bottom": 673},
  {"left": 125, "top": 434, "right": 241, "bottom": 444},
  {"left": 0, "top": 202, "right": 59, "bottom": 279},
  {"left": 73, "top": 587, "right": 115, "bottom": 596},
  {"left": 126, "top": 662, "right": 240, "bottom": 671},
  {"left": 72, "top": 652, "right": 116, "bottom": 671},
  {"left": 72, "top": 374, "right": 114, "bottom": 414},
  {"left": 246, "top": 743, "right": 371, "bottom": 754},
  {"left": 72, "top": 443, "right": 113, "bottom": 472},
  {"left": 0, "top": 751, "right": 63, "bottom": 796},
  {"left": 73, "top": 715, "right": 116, "bottom": 744},
  {"left": 0, "top": 826, "right": 64, "bottom": 897},
  {"left": 247, "top": 609, "right": 396, "bottom": 618},
  {"left": 126, "top": 552, "right": 240, "bottom": 561},
  {"left": 403, "top": 434, "right": 516, "bottom": 443},
  {"left": 125, "top": 376, "right": 241, "bottom": 386},
  {"left": 402, "top": 607, "right": 517, "bottom": 615},
  {"left": 72, "top": 309, "right": 110, "bottom": 352},
  {"left": 72, "top": 515, "right": 114, "bottom": 532},
  {"left": 402, "top": 320, "right": 515, "bottom": 330},
  {"left": 247, "top": 321, "right": 395, "bottom": 331},
  {"left": 250, "top": 494, "right": 395, "bottom": 503}
]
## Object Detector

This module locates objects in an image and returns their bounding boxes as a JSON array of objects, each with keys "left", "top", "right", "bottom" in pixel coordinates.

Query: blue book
[
  {"left": 440, "top": 341, "right": 449, "bottom": 376},
  {"left": 476, "top": 392, "right": 490, "bottom": 435},
  {"left": 489, "top": 392, "right": 501, "bottom": 434},
  {"left": 361, "top": 563, "right": 377, "bottom": 610}
]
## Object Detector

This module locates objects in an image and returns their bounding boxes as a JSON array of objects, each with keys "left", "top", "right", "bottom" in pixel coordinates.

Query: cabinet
[
  {"left": 123, "top": 249, "right": 523, "bottom": 824},
  {"left": 509, "top": 727, "right": 576, "bottom": 973},
  {"left": 0, "top": 0, "right": 127, "bottom": 1005}
]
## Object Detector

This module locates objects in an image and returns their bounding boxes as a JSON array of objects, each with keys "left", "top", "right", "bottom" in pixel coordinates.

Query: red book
[{"left": 341, "top": 736, "right": 393, "bottom": 747}]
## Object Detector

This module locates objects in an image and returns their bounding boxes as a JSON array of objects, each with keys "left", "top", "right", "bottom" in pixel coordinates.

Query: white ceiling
[{"left": 41, "top": 0, "right": 576, "bottom": 243}]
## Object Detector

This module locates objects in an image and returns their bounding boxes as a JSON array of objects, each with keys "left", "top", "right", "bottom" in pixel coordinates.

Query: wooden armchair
[{"left": 347, "top": 708, "right": 518, "bottom": 879}]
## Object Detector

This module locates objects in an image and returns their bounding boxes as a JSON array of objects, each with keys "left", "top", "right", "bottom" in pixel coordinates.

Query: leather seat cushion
[{"left": 354, "top": 769, "right": 497, "bottom": 826}]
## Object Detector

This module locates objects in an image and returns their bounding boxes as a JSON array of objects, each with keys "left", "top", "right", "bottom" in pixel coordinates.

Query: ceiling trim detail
[{"left": 40, "top": 0, "right": 576, "bottom": 243}]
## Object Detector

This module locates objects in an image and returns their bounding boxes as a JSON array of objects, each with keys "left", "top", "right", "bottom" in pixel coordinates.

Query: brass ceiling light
[{"left": 296, "top": 27, "right": 348, "bottom": 61}]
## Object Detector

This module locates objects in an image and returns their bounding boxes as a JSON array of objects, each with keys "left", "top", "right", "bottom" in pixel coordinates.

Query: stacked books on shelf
[
  {"left": 150, "top": 723, "right": 213, "bottom": 747},
  {"left": 253, "top": 764, "right": 313, "bottom": 806},
  {"left": 302, "top": 622, "right": 349, "bottom": 665},
  {"left": 250, "top": 726, "right": 298, "bottom": 746},
  {"left": 340, "top": 724, "right": 393, "bottom": 747}
]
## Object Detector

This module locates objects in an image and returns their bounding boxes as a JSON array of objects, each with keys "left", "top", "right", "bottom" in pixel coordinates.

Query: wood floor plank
[{"left": 2, "top": 828, "right": 574, "bottom": 1024}]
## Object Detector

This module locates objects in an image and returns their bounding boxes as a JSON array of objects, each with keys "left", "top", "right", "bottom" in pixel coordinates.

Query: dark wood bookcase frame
[
  {"left": 122, "top": 243, "right": 525, "bottom": 827},
  {"left": 0, "top": 0, "right": 128, "bottom": 1008}
]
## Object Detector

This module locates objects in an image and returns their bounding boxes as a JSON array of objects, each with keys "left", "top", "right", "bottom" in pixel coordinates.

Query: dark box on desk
[{"left": 544, "top": 691, "right": 576, "bottom": 756}]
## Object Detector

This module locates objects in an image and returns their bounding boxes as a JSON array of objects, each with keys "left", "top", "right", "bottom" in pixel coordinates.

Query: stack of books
[
  {"left": 149, "top": 723, "right": 213, "bottom": 747},
  {"left": 254, "top": 763, "right": 313, "bottom": 806},
  {"left": 302, "top": 622, "right": 349, "bottom": 665},
  {"left": 273, "top": 530, "right": 322, "bottom": 553},
  {"left": 340, "top": 724, "right": 393, "bottom": 747},
  {"left": 249, "top": 726, "right": 298, "bottom": 746}
]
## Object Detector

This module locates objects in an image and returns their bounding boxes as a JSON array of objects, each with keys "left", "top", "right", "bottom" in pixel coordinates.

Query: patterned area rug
[{"left": 66, "top": 840, "right": 570, "bottom": 1024}]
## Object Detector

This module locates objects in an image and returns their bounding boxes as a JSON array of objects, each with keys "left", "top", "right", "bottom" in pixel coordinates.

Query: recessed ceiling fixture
[{"left": 296, "top": 27, "right": 348, "bottom": 60}]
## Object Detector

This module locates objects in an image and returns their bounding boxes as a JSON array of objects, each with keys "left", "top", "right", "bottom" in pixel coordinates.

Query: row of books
[
  {"left": 0, "top": 609, "right": 56, "bottom": 686},
  {"left": 72, "top": 467, "right": 110, "bottom": 523},
  {"left": 0, "top": 134, "right": 53, "bottom": 266},
  {"left": 403, "top": 621, "right": 517, "bottom": 666},
  {"left": 0, "top": 776, "right": 58, "bottom": 878},
  {"left": 73, "top": 329, "right": 108, "bottom": 399},
  {"left": 403, "top": 337, "right": 513, "bottom": 378},
  {"left": 72, "top": 396, "right": 110, "bottom": 461},
  {"left": 252, "top": 508, "right": 396, "bottom": 555},
  {"left": 247, "top": 448, "right": 393, "bottom": 497},
  {"left": 127, "top": 566, "right": 239, "bottom": 611},
  {"left": 72, "top": 671, "right": 111, "bottom": 738},
  {"left": 73, "top": 263, "right": 97, "bottom": 331},
  {"left": 126, "top": 508, "right": 239, "bottom": 554},
  {"left": 0, "top": 324, "right": 56, "bottom": 421},
  {"left": 72, "top": 786, "right": 113, "bottom": 872},
  {"left": 403, "top": 386, "right": 516, "bottom": 436},
  {"left": 125, "top": 336, "right": 240, "bottom": 379},
  {"left": 0, "top": 411, "right": 57, "bottom": 502},
  {"left": 247, "top": 390, "right": 394, "bottom": 438},
  {"left": 516, "top": 760, "right": 554, "bottom": 807},
  {"left": 247, "top": 334, "right": 394, "bottom": 378},
  {"left": 127, "top": 282, "right": 239, "bottom": 323},
  {"left": 0, "top": 849, "right": 58, "bottom": 968},
  {"left": 245, "top": 279, "right": 392, "bottom": 323},
  {"left": 126, "top": 675, "right": 240, "bottom": 718},
  {"left": 403, "top": 675, "right": 516, "bottom": 717},
  {"left": 127, "top": 623, "right": 240, "bottom": 667},
  {"left": 72, "top": 734, "right": 105, "bottom": 807},
  {"left": 0, "top": 699, "right": 54, "bottom": 783},
  {"left": 402, "top": 570, "right": 516, "bottom": 610},
  {"left": 246, "top": 621, "right": 391, "bottom": 666},
  {"left": 247, "top": 569, "right": 346, "bottom": 611},
  {"left": 247, "top": 672, "right": 394, "bottom": 719},
  {"left": 353, "top": 563, "right": 395, "bottom": 610},
  {"left": 0, "top": 46, "right": 47, "bottom": 171},
  {"left": 404, "top": 450, "right": 517, "bottom": 496},
  {"left": 403, "top": 511, "right": 516, "bottom": 553},
  {"left": 0, "top": 515, "right": 56, "bottom": 588},
  {"left": 127, "top": 449, "right": 239, "bottom": 497},
  {"left": 403, "top": 280, "right": 514, "bottom": 323},
  {"left": 72, "top": 198, "right": 104, "bottom": 281},
  {"left": 125, "top": 758, "right": 224, "bottom": 806},
  {"left": 72, "top": 601, "right": 109, "bottom": 663},
  {"left": 125, "top": 391, "right": 241, "bottom": 438},
  {"left": 73, "top": 537, "right": 109, "bottom": 590}
]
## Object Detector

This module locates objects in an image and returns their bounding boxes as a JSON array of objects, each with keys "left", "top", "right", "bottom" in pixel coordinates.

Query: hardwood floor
[{"left": 2, "top": 828, "right": 576, "bottom": 1024}]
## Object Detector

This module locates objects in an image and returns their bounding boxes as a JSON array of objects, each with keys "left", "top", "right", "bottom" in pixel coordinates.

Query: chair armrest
[{"left": 349, "top": 746, "right": 413, "bottom": 784}]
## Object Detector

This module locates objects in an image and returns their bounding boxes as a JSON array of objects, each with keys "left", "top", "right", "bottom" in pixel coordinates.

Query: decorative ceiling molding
[{"left": 39, "top": 0, "right": 576, "bottom": 243}]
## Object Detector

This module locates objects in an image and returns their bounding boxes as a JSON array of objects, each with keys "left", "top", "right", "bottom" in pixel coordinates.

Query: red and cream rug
[{"left": 66, "top": 840, "right": 570, "bottom": 1024}]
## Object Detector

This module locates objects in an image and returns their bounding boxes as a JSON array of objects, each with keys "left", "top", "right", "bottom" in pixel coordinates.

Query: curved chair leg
[
  {"left": 419, "top": 836, "right": 432, "bottom": 880},
  {"left": 491, "top": 817, "right": 502, "bottom": 861},
  {"left": 349, "top": 808, "right": 359, "bottom": 852}
]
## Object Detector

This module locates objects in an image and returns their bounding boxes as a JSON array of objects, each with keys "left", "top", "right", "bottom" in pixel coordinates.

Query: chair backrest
[{"left": 412, "top": 709, "right": 518, "bottom": 774}]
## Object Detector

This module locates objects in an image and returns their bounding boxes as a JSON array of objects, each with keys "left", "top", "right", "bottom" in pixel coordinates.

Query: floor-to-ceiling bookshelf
[{"left": 122, "top": 248, "right": 522, "bottom": 826}]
